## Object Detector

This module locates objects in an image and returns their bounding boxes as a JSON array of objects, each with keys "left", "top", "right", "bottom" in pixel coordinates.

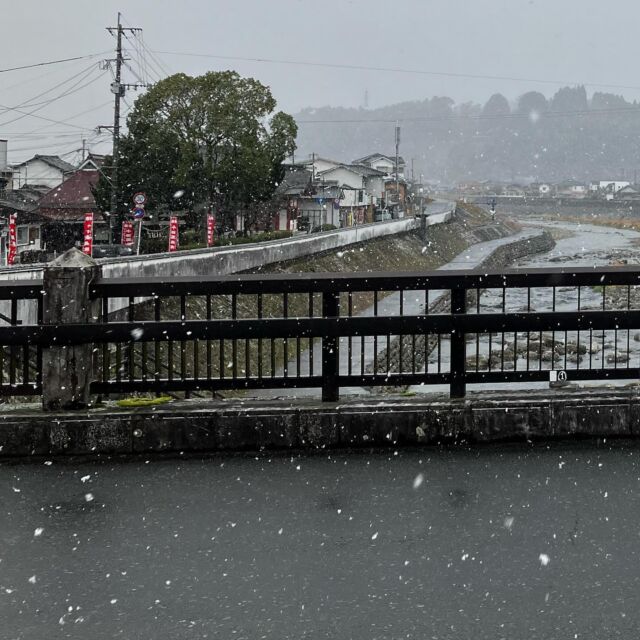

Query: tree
[
  {"left": 516, "top": 91, "right": 548, "bottom": 115},
  {"left": 94, "top": 71, "right": 297, "bottom": 235},
  {"left": 550, "top": 85, "right": 588, "bottom": 113},
  {"left": 482, "top": 93, "right": 510, "bottom": 117}
]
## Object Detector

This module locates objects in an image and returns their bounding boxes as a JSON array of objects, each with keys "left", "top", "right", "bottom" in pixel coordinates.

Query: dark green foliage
[{"left": 94, "top": 71, "right": 297, "bottom": 229}]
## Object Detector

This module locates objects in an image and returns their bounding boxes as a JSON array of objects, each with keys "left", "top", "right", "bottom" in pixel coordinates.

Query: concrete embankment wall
[
  {"left": 1, "top": 390, "right": 638, "bottom": 457},
  {"left": 479, "top": 230, "right": 555, "bottom": 269},
  {"left": 0, "top": 216, "right": 427, "bottom": 283},
  {"left": 368, "top": 230, "right": 556, "bottom": 376}
]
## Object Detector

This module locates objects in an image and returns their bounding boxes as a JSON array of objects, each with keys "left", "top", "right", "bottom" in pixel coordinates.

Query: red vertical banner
[
  {"left": 206, "top": 213, "right": 215, "bottom": 247},
  {"left": 7, "top": 213, "right": 17, "bottom": 265},
  {"left": 82, "top": 213, "right": 94, "bottom": 256},
  {"left": 121, "top": 221, "right": 135, "bottom": 246},
  {"left": 168, "top": 216, "right": 179, "bottom": 252}
]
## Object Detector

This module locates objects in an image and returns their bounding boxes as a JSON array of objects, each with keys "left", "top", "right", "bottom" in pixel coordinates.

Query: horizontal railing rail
[
  {"left": 89, "top": 265, "right": 640, "bottom": 297},
  {"left": 1, "top": 311, "right": 638, "bottom": 345}
]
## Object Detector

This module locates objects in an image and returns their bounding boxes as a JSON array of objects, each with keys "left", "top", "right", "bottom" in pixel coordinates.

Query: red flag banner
[
  {"left": 207, "top": 213, "right": 215, "bottom": 247},
  {"left": 121, "top": 220, "right": 135, "bottom": 246},
  {"left": 82, "top": 212, "right": 94, "bottom": 256},
  {"left": 168, "top": 216, "right": 179, "bottom": 252},
  {"left": 7, "top": 213, "right": 17, "bottom": 265}
]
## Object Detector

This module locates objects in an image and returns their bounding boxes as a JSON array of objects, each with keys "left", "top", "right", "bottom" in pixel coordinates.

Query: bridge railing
[
  {"left": 0, "top": 281, "right": 42, "bottom": 396},
  {"left": 2, "top": 266, "right": 640, "bottom": 405}
]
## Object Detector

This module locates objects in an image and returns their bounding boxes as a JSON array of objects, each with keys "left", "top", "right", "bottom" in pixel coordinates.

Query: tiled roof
[
  {"left": 38, "top": 170, "right": 99, "bottom": 213},
  {"left": 14, "top": 154, "right": 75, "bottom": 173}
]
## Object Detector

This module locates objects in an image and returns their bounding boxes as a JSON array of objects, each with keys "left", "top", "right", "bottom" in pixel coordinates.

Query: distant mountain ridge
[{"left": 293, "top": 86, "right": 640, "bottom": 184}]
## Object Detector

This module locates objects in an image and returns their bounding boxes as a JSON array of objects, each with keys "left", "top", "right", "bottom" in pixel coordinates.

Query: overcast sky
[{"left": 2, "top": 0, "right": 639, "bottom": 163}]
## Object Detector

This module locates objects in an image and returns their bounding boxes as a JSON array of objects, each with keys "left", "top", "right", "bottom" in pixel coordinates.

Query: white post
[{"left": 136, "top": 218, "right": 143, "bottom": 255}]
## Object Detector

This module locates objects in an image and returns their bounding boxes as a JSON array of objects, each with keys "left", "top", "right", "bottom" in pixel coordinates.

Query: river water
[{"left": 2, "top": 443, "right": 640, "bottom": 639}]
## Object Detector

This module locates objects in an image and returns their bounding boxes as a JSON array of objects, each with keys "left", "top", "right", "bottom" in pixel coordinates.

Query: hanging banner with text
[
  {"left": 121, "top": 220, "right": 135, "bottom": 246},
  {"left": 82, "top": 212, "right": 94, "bottom": 256},
  {"left": 168, "top": 216, "right": 179, "bottom": 252},
  {"left": 7, "top": 213, "right": 17, "bottom": 265},
  {"left": 207, "top": 213, "right": 215, "bottom": 247}
]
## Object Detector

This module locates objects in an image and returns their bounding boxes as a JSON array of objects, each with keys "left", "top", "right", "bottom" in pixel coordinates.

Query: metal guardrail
[{"left": 2, "top": 267, "right": 640, "bottom": 400}]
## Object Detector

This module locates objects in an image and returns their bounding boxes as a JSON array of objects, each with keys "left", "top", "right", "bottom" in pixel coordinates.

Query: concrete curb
[{"left": 1, "top": 389, "right": 638, "bottom": 458}]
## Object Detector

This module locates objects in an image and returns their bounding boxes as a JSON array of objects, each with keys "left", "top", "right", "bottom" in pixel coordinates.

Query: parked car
[
  {"left": 375, "top": 209, "right": 392, "bottom": 222},
  {"left": 92, "top": 244, "right": 134, "bottom": 258}
]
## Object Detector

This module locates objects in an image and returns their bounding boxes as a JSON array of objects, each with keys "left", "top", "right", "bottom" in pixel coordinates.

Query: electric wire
[
  {"left": 0, "top": 52, "right": 108, "bottom": 74},
  {"left": 0, "top": 66, "right": 106, "bottom": 128},
  {"left": 297, "top": 105, "right": 640, "bottom": 125},
  {"left": 154, "top": 49, "right": 640, "bottom": 94}
]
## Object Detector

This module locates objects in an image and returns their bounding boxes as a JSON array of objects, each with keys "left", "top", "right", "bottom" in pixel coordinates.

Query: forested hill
[{"left": 293, "top": 86, "right": 640, "bottom": 184}]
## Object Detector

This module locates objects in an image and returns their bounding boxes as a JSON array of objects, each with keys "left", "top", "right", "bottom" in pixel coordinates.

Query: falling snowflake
[
  {"left": 413, "top": 473, "right": 424, "bottom": 489},
  {"left": 539, "top": 553, "right": 550, "bottom": 566},
  {"left": 34, "top": 527, "right": 44, "bottom": 537}
]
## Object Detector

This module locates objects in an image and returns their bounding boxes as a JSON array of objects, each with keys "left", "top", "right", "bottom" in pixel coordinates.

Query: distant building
[
  {"left": 0, "top": 139, "right": 12, "bottom": 190},
  {"left": 598, "top": 180, "right": 630, "bottom": 193},
  {"left": 503, "top": 184, "right": 526, "bottom": 197},
  {"left": 11, "top": 154, "right": 75, "bottom": 190},
  {"left": 555, "top": 180, "right": 588, "bottom": 198},
  {"left": 78, "top": 153, "right": 107, "bottom": 172},
  {"left": 352, "top": 153, "right": 406, "bottom": 178},
  {"left": 295, "top": 155, "right": 342, "bottom": 176},
  {"left": 615, "top": 185, "right": 640, "bottom": 200},
  {"left": 36, "top": 169, "right": 106, "bottom": 252},
  {"left": 37, "top": 169, "right": 101, "bottom": 221}
]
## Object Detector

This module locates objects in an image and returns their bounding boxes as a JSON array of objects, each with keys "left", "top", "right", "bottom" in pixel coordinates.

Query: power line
[
  {"left": 0, "top": 100, "right": 93, "bottom": 130},
  {"left": 154, "top": 49, "right": 640, "bottom": 94},
  {"left": 0, "top": 52, "right": 107, "bottom": 74},
  {"left": 0, "top": 63, "right": 99, "bottom": 112},
  {"left": 0, "top": 65, "right": 104, "bottom": 128},
  {"left": 297, "top": 105, "right": 640, "bottom": 125}
]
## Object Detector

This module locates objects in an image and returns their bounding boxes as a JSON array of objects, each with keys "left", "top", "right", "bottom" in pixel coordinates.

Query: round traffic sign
[
  {"left": 133, "top": 192, "right": 147, "bottom": 206},
  {"left": 133, "top": 207, "right": 145, "bottom": 219}
]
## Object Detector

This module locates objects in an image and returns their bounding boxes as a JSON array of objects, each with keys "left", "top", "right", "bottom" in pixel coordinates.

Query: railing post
[
  {"left": 450, "top": 287, "right": 467, "bottom": 399},
  {"left": 42, "top": 248, "right": 101, "bottom": 411},
  {"left": 322, "top": 290, "right": 340, "bottom": 402}
]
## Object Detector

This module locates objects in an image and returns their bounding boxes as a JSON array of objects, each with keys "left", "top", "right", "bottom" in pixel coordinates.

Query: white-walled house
[
  {"left": 317, "top": 165, "right": 386, "bottom": 201},
  {"left": 598, "top": 180, "right": 630, "bottom": 193},
  {"left": 11, "top": 154, "right": 75, "bottom": 190},
  {"left": 297, "top": 156, "right": 342, "bottom": 176},
  {"left": 352, "top": 153, "right": 406, "bottom": 178},
  {"left": 555, "top": 180, "right": 588, "bottom": 198}
]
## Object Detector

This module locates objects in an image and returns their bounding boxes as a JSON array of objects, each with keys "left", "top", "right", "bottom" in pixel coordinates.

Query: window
[{"left": 17, "top": 225, "right": 29, "bottom": 245}]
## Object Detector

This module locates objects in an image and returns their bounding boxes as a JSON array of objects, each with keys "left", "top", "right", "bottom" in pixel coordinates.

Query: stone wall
[
  {"left": 368, "top": 230, "right": 556, "bottom": 377},
  {"left": 477, "top": 230, "right": 555, "bottom": 269}
]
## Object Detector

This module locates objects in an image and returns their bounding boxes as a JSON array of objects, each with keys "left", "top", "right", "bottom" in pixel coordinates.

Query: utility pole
[
  {"left": 395, "top": 124, "right": 401, "bottom": 218},
  {"left": 102, "top": 13, "right": 149, "bottom": 244}
]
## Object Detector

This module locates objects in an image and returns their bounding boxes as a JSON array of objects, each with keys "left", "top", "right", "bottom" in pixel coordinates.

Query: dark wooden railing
[{"left": 2, "top": 266, "right": 640, "bottom": 401}]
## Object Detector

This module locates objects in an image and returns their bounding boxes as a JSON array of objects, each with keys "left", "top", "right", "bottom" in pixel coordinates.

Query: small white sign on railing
[{"left": 549, "top": 370, "right": 568, "bottom": 383}]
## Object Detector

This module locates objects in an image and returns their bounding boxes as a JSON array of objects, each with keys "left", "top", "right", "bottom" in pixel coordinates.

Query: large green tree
[{"left": 94, "top": 71, "right": 297, "bottom": 232}]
